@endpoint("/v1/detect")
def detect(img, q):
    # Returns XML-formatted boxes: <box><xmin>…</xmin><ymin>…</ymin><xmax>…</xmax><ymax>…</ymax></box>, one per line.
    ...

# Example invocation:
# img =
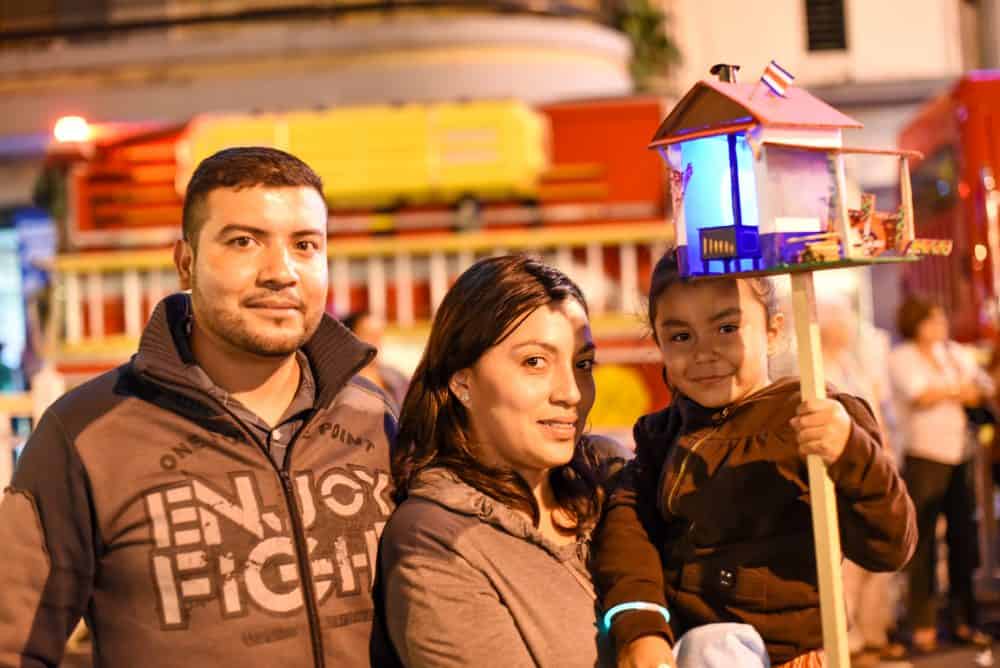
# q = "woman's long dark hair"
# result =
<box><xmin>393</xmin><ymin>254</ymin><xmax>604</xmax><ymax>536</ymax></box>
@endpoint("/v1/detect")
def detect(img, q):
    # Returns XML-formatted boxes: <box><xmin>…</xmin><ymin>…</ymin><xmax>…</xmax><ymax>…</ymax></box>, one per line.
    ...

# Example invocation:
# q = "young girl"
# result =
<box><xmin>593</xmin><ymin>251</ymin><xmax>917</xmax><ymax>668</ymax></box>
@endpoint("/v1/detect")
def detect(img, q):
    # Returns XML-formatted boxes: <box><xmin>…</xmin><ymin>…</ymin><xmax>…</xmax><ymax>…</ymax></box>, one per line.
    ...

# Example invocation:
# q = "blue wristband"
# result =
<box><xmin>601</xmin><ymin>601</ymin><xmax>671</xmax><ymax>634</ymax></box>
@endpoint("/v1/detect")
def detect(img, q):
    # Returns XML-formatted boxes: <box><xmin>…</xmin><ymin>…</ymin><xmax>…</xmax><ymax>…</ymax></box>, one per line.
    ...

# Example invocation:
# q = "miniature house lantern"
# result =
<box><xmin>652</xmin><ymin>64</ymin><xmax>949</xmax><ymax>278</ymax></box>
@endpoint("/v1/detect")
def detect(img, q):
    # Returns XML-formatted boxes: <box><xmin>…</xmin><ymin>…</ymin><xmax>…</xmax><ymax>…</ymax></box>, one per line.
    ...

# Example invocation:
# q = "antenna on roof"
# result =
<box><xmin>709</xmin><ymin>63</ymin><xmax>740</xmax><ymax>83</ymax></box>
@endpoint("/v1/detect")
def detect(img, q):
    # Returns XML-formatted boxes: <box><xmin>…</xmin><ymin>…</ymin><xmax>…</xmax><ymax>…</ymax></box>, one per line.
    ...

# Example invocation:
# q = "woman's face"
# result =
<box><xmin>915</xmin><ymin>307</ymin><xmax>949</xmax><ymax>344</ymax></box>
<box><xmin>452</xmin><ymin>299</ymin><xmax>596</xmax><ymax>487</ymax></box>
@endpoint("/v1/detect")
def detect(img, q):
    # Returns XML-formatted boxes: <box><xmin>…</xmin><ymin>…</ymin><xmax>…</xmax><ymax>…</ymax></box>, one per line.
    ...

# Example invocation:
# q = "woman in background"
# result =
<box><xmin>889</xmin><ymin>295</ymin><xmax>994</xmax><ymax>652</ymax></box>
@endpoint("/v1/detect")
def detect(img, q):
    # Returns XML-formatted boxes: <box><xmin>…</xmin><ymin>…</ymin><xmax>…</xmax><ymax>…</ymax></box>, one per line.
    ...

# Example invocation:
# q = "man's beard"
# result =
<box><xmin>191</xmin><ymin>282</ymin><xmax>317</xmax><ymax>357</ymax></box>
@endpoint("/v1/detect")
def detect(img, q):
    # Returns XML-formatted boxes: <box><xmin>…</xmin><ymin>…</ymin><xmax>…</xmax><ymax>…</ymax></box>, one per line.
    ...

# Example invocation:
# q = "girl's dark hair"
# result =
<box><xmin>896</xmin><ymin>295</ymin><xmax>938</xmax><ymax>341</ymax></box>
<box><xmin>646</xmin><ymin>248</ymin><xmax>779</xmax><ymax>342</ymax></box>
<box><xmin>393</xmin><ymin>254</ymin><xmax>604</xmax><ymax>536</ymax></box>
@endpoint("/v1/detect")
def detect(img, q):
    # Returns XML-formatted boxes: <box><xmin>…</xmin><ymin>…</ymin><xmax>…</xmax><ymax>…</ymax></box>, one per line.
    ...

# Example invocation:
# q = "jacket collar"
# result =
<box><xmin>131</xmin><ymin>292</ymin><xmax>375</xmax><ymax>408</ymax></box>
<box><xmin>645</xmin><ymin>376</ymin><xmax>804</xmax><ymax>441</ymax></box>
<box><xmin>408</xmin><ymin>468</ymin><xmax>588</xmax><ymax>562</ymax></box>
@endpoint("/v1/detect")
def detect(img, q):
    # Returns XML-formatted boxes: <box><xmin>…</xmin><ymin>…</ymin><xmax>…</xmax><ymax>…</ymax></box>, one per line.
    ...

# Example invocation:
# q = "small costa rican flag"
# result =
<box><xmin>760</xmin><ymin>60</ymin><xmax>794</xmax><ymax>97</ymax></box>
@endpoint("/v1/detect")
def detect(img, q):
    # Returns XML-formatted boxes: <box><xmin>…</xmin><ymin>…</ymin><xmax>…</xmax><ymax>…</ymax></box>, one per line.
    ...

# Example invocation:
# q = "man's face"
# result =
<box><xmin>175</xmin><ymin>185</ymin><xmax>328</xmax><ymax>357</ymax></box>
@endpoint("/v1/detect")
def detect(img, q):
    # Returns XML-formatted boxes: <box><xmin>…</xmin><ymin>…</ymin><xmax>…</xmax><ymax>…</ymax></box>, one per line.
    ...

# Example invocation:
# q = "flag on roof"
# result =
<box><xmin>760</xmin><ymin>60</ymin><xmax>794</xmax><ymax>97</ymax></box>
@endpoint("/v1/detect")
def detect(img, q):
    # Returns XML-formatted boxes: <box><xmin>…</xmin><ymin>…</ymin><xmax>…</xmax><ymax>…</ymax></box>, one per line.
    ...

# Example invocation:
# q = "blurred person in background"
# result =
<box><xmin>341</xmin><ymin>310</ymin><xmax>410</xmax><ymax>410</ymax></box>
<box><xmin>818</xmin><ymin>297</ymin><xmax>906</xmax><ymax>664</ymax></box>
<box><xmin>889</xmin><ymin>295</ymin><xmax>994</xmax><ymax>653</ymax></box>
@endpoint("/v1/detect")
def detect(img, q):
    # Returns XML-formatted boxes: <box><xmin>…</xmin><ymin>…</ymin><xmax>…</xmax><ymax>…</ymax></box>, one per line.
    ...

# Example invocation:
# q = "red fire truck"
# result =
<box><xmin>898</xmin><ymin>72</ymin><xmax>1000</xmax><ymax>343</ymax></box>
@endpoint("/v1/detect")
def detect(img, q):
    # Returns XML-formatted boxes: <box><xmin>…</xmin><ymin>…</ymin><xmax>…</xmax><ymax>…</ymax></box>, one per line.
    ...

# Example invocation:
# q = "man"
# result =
<box><xmin>0</xmin><ymin>147</ymin><xmax>398</xmax><ymax>667</ymax></box>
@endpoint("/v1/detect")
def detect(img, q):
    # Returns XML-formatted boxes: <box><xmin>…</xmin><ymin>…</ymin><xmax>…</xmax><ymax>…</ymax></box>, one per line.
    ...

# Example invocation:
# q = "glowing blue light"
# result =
<box><xmin>678</xmin><ymin>133</ymin><xmax>759</xmax><ymax>275</ymax></box>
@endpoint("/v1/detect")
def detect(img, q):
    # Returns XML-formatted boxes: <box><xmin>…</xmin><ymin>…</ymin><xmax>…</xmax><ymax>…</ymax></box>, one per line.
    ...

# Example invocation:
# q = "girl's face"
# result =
<box><xmin>451</xmin><ymin>299</ymin><xmax>597</xmax><ymax>488</ymax></box>
<box><xmin>653</xmin><ymin>279</ymin><xmax>780</xmax><ymax>408</ymax></box>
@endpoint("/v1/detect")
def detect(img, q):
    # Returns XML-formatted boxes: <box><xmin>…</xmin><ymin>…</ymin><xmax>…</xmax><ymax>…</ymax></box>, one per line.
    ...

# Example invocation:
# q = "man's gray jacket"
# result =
<box><xmin>0</xmin><ymin>293</ymin><xmax>398</xmax><ymax>667</ymax></box>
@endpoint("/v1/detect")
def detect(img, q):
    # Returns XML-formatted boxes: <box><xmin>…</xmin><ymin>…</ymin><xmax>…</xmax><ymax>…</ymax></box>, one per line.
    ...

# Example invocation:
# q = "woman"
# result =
<box><xmin>380</xmin><ymin>255</ymin><xmax>615</xmax><ymax>667</ymax></box>
<box><xmin>888</xmin><ymin>296</ymin><xmax>993</xmax><ymax>652</ymax></box>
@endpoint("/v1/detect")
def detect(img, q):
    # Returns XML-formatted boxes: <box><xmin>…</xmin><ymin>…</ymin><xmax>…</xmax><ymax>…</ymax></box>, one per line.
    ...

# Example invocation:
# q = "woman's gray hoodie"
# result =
<box><xmin>380</xmin><ymin>468</ymin><xmax>614</xmax><ymax>667</ymax></box>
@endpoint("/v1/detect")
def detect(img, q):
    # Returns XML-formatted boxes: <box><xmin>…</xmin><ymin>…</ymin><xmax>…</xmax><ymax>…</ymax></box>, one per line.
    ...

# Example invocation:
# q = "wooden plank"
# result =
<box><xmin>790</xmin><ymin>272</ymin><xmax>850</xmax><ymax>668</ymax></box>
<box><xmin>761</xmin><ymin>141</ymin><xmax>923</xmax><ymax>160</ymax></box>
<box><xmin>900</xmin><ymin>157</ymin><xmax>915</xmax><ymax>243</ymax></box>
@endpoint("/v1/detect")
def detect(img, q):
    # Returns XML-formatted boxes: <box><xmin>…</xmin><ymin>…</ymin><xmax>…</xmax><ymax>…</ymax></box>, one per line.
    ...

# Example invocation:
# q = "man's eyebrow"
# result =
<box><xmin>215</xmin><ymin>224</ymin><xmax>269</xmax><ymax>238</ymax></box>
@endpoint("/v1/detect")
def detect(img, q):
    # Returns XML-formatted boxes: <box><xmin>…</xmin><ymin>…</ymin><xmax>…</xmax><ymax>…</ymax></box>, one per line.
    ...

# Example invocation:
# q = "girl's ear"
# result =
<box><xmin>767</xmin><ymin>312</ymin><xmax>786</xmax><ymax>357</ymax></box>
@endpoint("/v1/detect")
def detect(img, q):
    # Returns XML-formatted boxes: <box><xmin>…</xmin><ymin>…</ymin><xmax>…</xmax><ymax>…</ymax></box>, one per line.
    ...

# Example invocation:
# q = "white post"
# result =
<box><xmin>86</xmin><ymin>270</ymin><xmax>104</xmax><ymax>340</ymax></box>
<box><xmin>367</xmin><ymin>257</ymin><xmax>387</xmax><ymax>322</ymax></box>
<box><xmin>332</xmin><ymin>257</ymin><xmax>351</xmax><ymax>317</ymax></box>
<box><xmin>429</xmin><ymin>252</ymin><xmax>448</xmax><ymax>313</ymax></box>
<box><xmin>65</xmin><ymin>272</ymin><xmax>82</xmax><ymax>345</ymax></box>
<box><xmin>147</xmin><ymin>268</ymin><xmax>166</xmax><ymax>320</ymax></box>
<box><xmin>395</xmin><ymin>253</ymin><xmax>415</xmax><ymax>328</ymax></box>
<box><xmin>124</xmin><ymin>268</ymin><xmax>143</xmax><ymax>338</ymax></box>
<box><xmin>586</xmin><ymin>242</ymin><xmax>606</xmax><ymax>315</ymax></box>
<box><xmin>619</xmin><ymin>242</ymin><xmax>639</xmax><ymax>316</ymax></box>
<box><xmin>790</xmin><ymin>271</ymin><xmax>850</xmax><ymax>668</ymax></box>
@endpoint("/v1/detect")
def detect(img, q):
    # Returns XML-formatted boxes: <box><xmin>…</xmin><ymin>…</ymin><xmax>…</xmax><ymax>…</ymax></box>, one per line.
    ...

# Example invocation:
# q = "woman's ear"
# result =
<box><xmin>449</xmin><ymin>370</ymin><xmax>471</xmax><ymax>405</ymax></box>
<box><xmin>767</xmin><ymin>312</ymin><xmax>786</xmax><ymax>357</ymax></box>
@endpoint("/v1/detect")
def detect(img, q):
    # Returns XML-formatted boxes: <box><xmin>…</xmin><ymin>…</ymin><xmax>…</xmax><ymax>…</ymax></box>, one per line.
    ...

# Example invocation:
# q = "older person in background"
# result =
<box><xmin>888</xmin><ymin>295</ymin><xmax>994</xmax><ymax>653</ymax></box>
<box><xmin>818</xmin><ymin>297</ymin><xmax>906</xmax><ymax>664</ymax></box>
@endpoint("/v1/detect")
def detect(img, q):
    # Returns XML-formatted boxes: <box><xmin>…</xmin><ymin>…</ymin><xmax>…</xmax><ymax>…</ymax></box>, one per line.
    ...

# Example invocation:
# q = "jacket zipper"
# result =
<box><xmin>152</xmin><ymin>377</ymin><xmax>329</xmax><ymax>668</ymax></box>
<box><xmin>225</xmin><ymin>406</ymin><xmax>328</xmax><ymax>668</ymax></box>
<box><xmin>665</xmin><ymin>407</ymin><xmax>729</xmax><ymax>515</ymax></box>
<box><xmin>279</xmin><ymin>462</ymin><xmax>326</xmax><ymax>668</ymax></box>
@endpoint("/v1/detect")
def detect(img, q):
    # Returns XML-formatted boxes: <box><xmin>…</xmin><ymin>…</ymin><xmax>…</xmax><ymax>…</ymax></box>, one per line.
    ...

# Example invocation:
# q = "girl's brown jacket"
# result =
<box><xmin>593</xmin><ymin>377</ymin><xmax>917</xmax><ymax>664</ymax></box>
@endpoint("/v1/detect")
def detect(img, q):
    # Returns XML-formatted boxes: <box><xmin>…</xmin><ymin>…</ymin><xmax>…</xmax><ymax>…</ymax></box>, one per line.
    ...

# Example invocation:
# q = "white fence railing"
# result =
<box><xmin>50</xmin><ymin>221</ymin><xmax>672</xmax><ymax>360</ymax></box>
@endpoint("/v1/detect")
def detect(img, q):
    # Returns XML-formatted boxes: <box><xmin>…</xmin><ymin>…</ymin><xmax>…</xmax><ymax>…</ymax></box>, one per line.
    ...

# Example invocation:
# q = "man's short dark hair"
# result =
<box><xmin>182</xmin><ymin>146</ymin><xmax>325</xmax><ymax>249</ymax></box>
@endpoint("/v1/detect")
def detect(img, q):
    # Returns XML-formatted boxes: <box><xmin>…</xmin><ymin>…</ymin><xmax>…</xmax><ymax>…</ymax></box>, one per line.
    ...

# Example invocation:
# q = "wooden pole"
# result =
<box><xmin>790</xmin><ymin>271</ymin><xmax>851</xmax><ymax>668</ymax></box>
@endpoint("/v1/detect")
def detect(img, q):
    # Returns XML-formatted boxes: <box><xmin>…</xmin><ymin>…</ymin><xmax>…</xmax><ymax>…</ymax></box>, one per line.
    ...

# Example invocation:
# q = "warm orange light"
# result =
<box><xmin>976</xmin><ymin>243</ymin><xmax>988</xmax><ymax>262</ymax></box>
<box><xmin>54</xmin><ymin>115</ymin><xmax>92</xmax><ymax>143</ymax></box>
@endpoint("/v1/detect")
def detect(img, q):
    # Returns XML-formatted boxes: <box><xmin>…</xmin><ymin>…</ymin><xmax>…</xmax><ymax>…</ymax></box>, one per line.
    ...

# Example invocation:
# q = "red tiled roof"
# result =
<box><xmin>649</xmin><ymin>79</ymin><xmax>863</xmax><ymax>148</ymax></box>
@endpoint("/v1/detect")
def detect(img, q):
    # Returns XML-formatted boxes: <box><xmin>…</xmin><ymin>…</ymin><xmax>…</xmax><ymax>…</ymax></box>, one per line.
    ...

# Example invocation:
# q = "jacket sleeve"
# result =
<box><xmin>827</xmin><ymin>393</ymin><xmax>918</xmax><ymax>572</ymax></box>
<box><xmin>591</xmin><ymin>417</ymin><xmax>673</xmax><ymax>652</ymax></box>
<box><xmin>381</xmin><ymin>533</ymin><xmax>535</xmax><ymax>667</ymax></box>
<box><xmin>0</xmin><ymin>409</ymin><xmax>96</xmax><ymax>668</ymax></box>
